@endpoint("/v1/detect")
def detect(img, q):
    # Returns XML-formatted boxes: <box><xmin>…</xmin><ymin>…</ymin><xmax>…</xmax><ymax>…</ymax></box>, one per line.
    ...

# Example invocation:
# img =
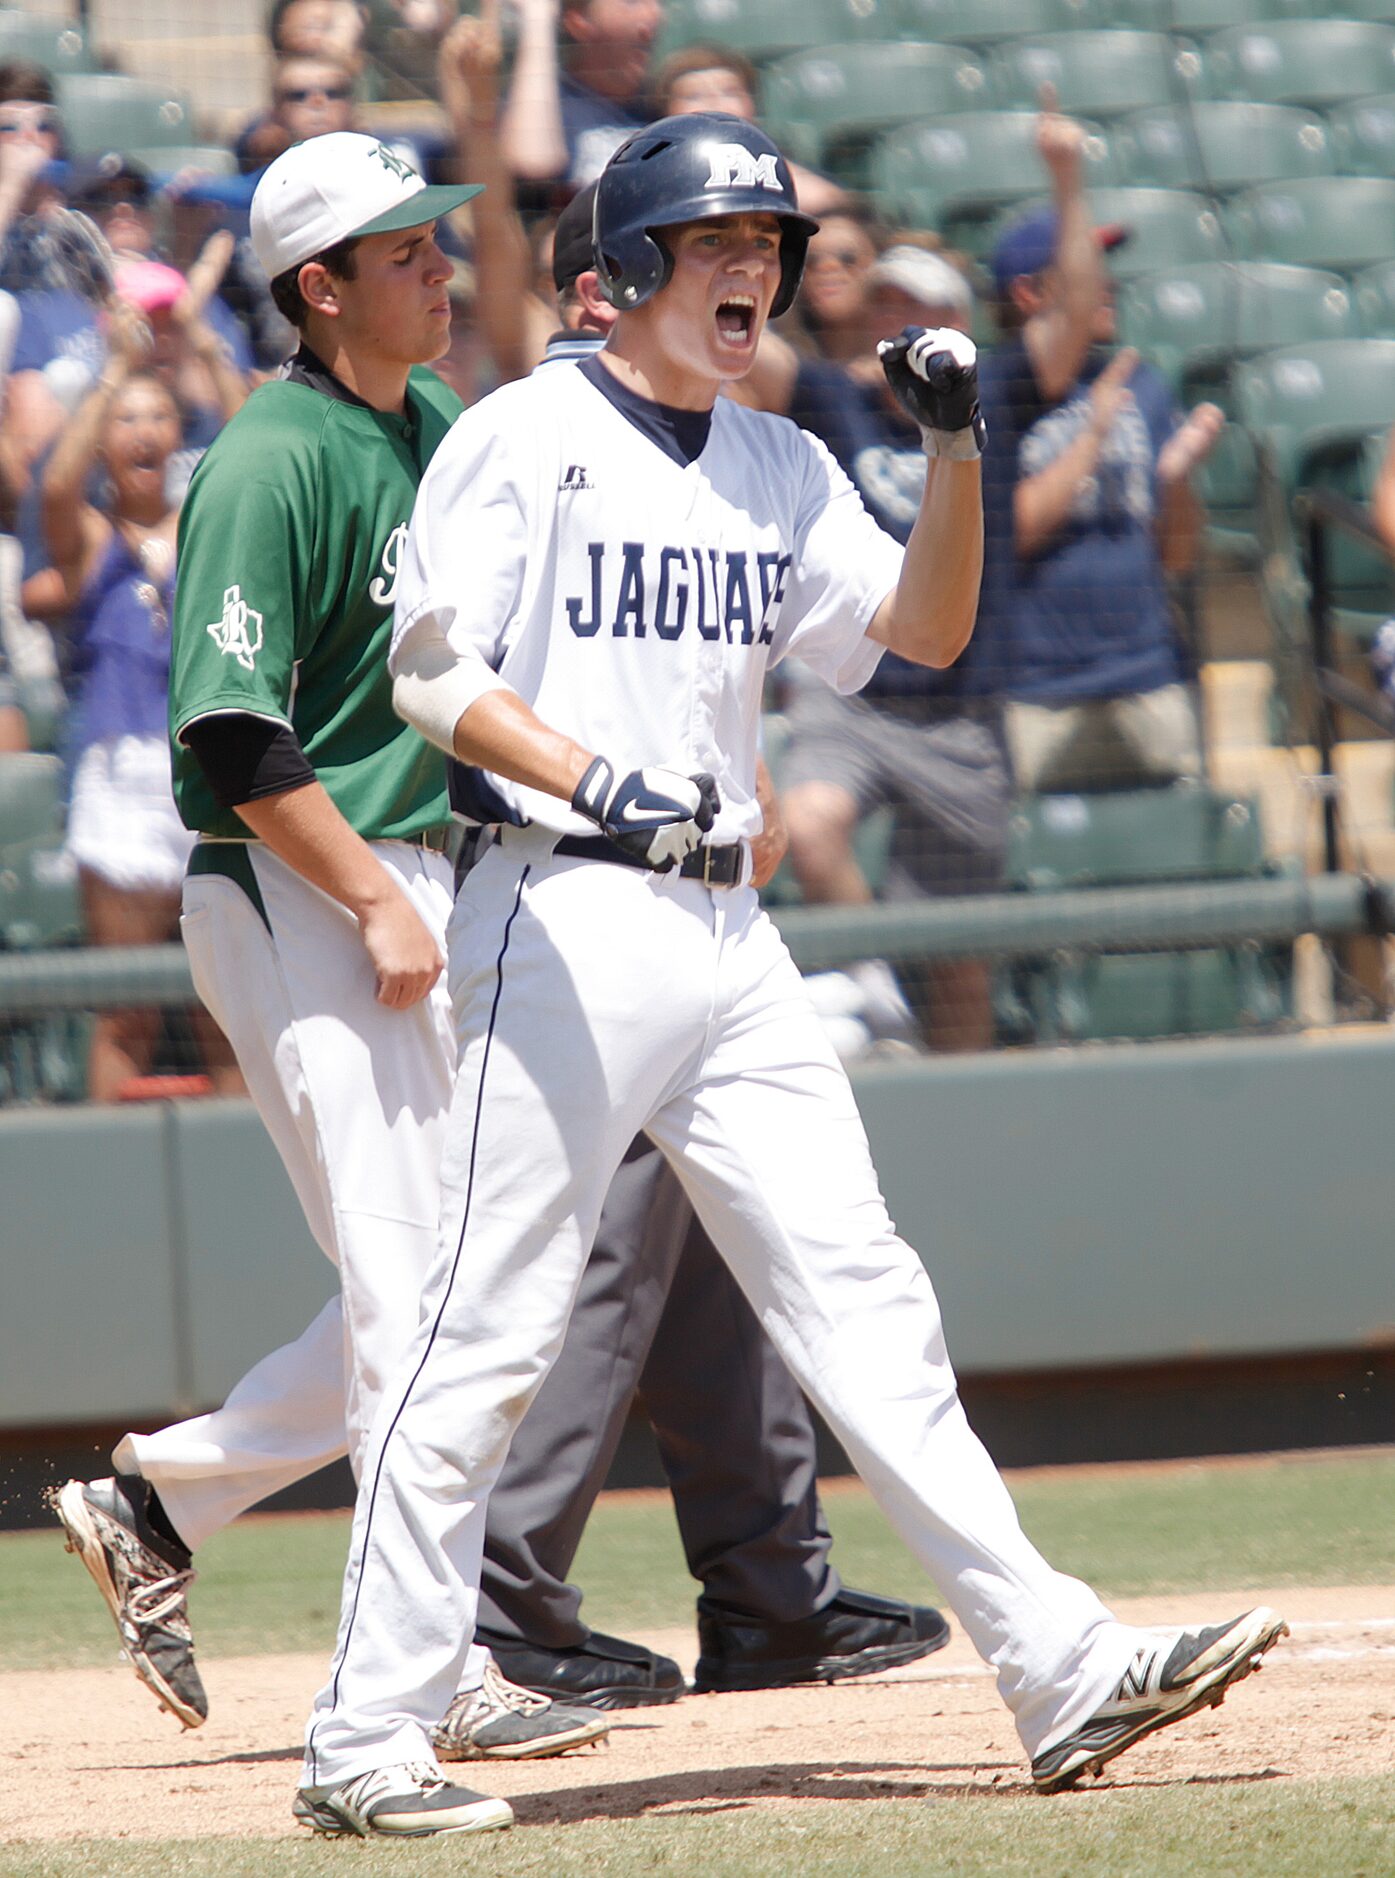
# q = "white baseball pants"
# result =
<box><xmin>304</xmin><ymin>830</ymin><xmax>1136</xmax><ymax>1788</ymax></box>
<box><xmin>120</xmin><ymin>840</ymin><xmax>487</xmax><ymax>1688</ymax></box>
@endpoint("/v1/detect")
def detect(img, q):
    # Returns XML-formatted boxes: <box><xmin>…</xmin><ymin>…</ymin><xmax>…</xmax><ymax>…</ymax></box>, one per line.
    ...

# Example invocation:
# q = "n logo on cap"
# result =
<box><xmin>704</xmin><ymin>144</ymin><xmax>781</xmax><ymax>192</ymax></box>
<box><xmin>372</xmin><ymin>142</ymin><xmax>416</xmax><ymax>182</ymax></box>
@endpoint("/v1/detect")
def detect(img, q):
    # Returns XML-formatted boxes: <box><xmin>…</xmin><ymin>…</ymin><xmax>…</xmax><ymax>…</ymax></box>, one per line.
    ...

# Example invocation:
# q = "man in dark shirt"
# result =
<box><xmin>777</xmin><ymin>244</ymin><xmax>1010</xmax><ymax>1052</ymax></box>
<box><xmin>502</xmin><ymin>0</ymin><xmax>659</xmax><ymax>190</ymax></box>
<box><xmin>982</xmin><ymin>210</ymin><xmax>1223</xmax><ymax>792</ymax></box>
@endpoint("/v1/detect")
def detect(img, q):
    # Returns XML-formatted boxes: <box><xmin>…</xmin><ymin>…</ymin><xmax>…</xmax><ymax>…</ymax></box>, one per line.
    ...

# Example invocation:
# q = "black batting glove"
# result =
<box><xmin>879</xmin><ymin>325</ymin><xmax>986</xmax><ymax>461</ymax></box>
<box><xmin>572</xmin><ymin>756</ymin><xmax>720</xmax><ymax>871</ymax></box>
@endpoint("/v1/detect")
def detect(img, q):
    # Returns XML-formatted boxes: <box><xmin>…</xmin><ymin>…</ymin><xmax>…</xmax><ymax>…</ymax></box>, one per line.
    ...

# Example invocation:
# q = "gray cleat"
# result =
<box><xmin>434</xmin><ymin>1657</ymin><xmax>610</xmax><ymax>1760</ymax></box>
<box><xmin>51</xmin><ymin>1474</ymin><xmax>207</xmax><ymax>1729</ymax></box>
<box><xmin>293</xmin><ymin>1762</ymin><xmax>514</xmax><ymax>1837</ymax></box>
<box><xmin>1032</xmin><ymin>1606</ymin><xmax>1289</xmax><ymax>1794</ymax></box>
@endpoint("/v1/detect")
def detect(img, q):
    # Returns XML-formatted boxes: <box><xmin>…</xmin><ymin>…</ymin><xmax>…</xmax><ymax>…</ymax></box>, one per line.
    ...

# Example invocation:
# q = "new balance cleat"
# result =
<box><xmin>433</xmin><ymin>1657</ymin><xmax>610</xmax><ymax>1760</ymax></box>
<box><xmin>1032</xmin><ymin>1606</ymin><xmax>1289</xmax><ymax>1794</ymax></box>
<box><xmin>51</xmin><ymin>1474</ymin><xmax>207</xmax><ymax>1728</ymax></box>
<box><xmin>293</xmin><ymin>1762</ymin><xmax>514</xmax><ymax>1838</ymax></box>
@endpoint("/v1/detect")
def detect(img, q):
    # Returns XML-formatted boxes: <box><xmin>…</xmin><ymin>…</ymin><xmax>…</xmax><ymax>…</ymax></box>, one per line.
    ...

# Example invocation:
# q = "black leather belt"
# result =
<box><xmin>553</xmin><ymin>833</ymin><xmax>744</xmax><ymax>886</ymax></box>
<box><xmin>415</xmin><ymin>825</ymin><xmax>454</xmax><ymax>854</ymax></box>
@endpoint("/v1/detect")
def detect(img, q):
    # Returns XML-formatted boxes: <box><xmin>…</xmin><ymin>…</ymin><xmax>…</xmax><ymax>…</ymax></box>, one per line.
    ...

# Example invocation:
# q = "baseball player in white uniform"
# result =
<box><xmin>293</xmin><ymin>115</ymin><xmax>1286</xmax><ymax>1839</ymax></box>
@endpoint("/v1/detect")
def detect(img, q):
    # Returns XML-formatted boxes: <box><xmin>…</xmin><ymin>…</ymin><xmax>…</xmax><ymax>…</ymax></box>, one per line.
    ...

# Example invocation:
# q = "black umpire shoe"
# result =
<box><xmin>478</xmin><ymin>1627</ymin><xmax>687</xmax><ymax>1710</ymax></box>
<box><xmin>692</xmin><ymin>1587</ymin><xmax>950</xmax><ymax>1694</ymax></box>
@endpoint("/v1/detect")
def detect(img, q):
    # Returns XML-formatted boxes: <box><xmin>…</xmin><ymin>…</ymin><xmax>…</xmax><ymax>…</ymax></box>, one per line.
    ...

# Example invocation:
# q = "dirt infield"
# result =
<box><xmin>5</xmin><ymin>1585</ymin><xmax>1392</xmax><ymax>1842</ymax></box>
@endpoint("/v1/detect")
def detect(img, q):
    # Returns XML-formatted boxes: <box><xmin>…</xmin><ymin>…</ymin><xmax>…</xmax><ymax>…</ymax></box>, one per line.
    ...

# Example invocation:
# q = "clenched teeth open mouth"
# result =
<box><xmin>716</xmin><ymin>293</ymin><xmax>756</xmax><ymax>343</ymax></box>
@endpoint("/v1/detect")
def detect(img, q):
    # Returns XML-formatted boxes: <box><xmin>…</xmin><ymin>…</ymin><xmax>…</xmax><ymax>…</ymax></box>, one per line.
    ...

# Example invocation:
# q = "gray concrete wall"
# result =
<box><xmin>3</xmin><ymin>1031</ymin><xmax>1394</xmax><ymax>1431</ymax></box>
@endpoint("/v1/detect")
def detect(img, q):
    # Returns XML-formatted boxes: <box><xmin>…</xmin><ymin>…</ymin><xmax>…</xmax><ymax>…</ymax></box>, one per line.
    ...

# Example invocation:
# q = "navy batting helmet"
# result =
<box><xmin>592</xmin><ymin>113</ymin><xmax>818</xmax><ymax>319</ymax></box>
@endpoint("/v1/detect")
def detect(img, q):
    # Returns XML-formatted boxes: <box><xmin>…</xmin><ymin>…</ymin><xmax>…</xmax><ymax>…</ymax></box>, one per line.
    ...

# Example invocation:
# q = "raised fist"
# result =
<box><xmin>878</xmin><ymin>325</ymin><xmax>985</xmax><ymax>461</ymax></box>
<box><xmin>573</xmin><ymin>756</ymin><xmax>720</xmax><ymax>870</ymax></box>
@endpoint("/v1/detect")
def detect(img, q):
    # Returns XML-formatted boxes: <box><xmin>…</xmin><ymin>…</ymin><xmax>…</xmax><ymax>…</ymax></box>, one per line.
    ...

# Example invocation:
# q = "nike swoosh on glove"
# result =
<box><xmin>572</xmin><ymin>756</ymin><xmax>720</xmax><ymax>870</ymax></box>
<box><xmin>878</xmin><ymin>325</ymin><xmax>986</xmax><ymax>461</ymax></box>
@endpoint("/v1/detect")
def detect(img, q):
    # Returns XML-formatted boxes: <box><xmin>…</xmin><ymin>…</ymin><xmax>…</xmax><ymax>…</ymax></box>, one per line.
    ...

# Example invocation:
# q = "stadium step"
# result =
<box><xmin>1210</xmin><ymin>738</ymin><xmax>1395</xmax><ymax>873</ymax></box>
<box><xmin>1199</xmin><ymin>659</ymin><xmax>1273</xmax><ymax>755</ymax></box>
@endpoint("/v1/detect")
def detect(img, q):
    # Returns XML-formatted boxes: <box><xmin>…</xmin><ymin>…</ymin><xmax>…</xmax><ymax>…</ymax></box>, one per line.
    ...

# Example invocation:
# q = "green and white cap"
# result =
<box><xmin>251</xmin><ymin>131</ymin><xmax>482</xmax><ymax>281</ymax></box>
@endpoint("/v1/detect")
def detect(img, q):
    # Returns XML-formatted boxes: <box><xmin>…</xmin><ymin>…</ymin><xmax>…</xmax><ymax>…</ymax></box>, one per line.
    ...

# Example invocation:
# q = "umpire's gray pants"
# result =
<box><xmin>478</xmin><ymin>1135</ymin><xmax>840</xmax><ymax>1646</ymax></box>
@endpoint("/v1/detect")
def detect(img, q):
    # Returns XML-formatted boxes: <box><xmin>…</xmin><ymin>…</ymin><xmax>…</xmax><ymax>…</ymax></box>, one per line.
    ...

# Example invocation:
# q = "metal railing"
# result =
<box><xmin>0</xmin><ymin>870</ymin><xmax>1391</xmax><ymax>1016</ymax></box>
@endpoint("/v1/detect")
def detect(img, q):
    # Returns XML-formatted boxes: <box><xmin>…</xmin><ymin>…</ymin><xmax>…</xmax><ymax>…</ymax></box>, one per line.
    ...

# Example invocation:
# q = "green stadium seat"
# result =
<box><xmin>56</xmin><ymin>74</ymin><xmax>195</xmax><ymax>158</ymax></box>
<box><xmin>14</xmin><ymin>677</ymin><xmax>64</xmax><ymax>757</ymax></box>
<box><xmin>0</xmin><ymin>1008</ymin><xmax>90</xmax><ymax>1105</ymax></box>
<box><xmin>1116</xmin><ymin>261</ymin><xmax>1354</xmax><ymax>392</ymax></box>
<box><xmin>1008</xmin><ymin>185</ymin><xmax>1227</xmax><ymax>276</ymax></box>
<box><xmin>0</xmin><ymin>754</ymin><xmax>64</xmax><ymax>848</ymax></box>
<box><xmin>654</xmin><ymin>0</ymin><xmax>895</xmax><ymax>65</ymax></box>
<box><xmin>1110</xmin><ymin>0</ymin><xmax>1277</xmax><ymax>33</ymax></box>
<box><xmin>1237</xmin><ymin>338</ymin><xmax>1395</xmax><ymax>644</ymax></box>
<box><xmin>1114</xmin><ymin>101</ymin><xmax>1333</xmax><ymax>196</ymax></box>
<box><xmin>1117</xmin><ymin>261</ymin><xmax>1354</xmax><ymax>561</ymax></box>
<box><xmin>0</xmin><ymin>834</ymin><xmax>82</xmax><ymax>950</ymax></box>
<box><xmin>893</xmin><ymin>0</ymin><xmax>1101</xmax><ymax>49</ymax></box>
<box><xmin>1203</xmin><ymin>20</ymin><xmax>1395</xmax><ymax>111</ymax></box>
<box><xmin>996</xmin><ymin>787</ymin><xmax>1291</xmax><ymax>1043</ymax></box>
<box><xmin>1351</xmin><ymin>259</ymin><xmax>1395</xmax><ymax>337</ymax></box>
<box><xmin>987</xmin><ymin>30</ymin><xmax>1200</xmax><ymax>121</ymax></box>
<box><xmin>0</xmin><ymin>9</ymin><xmax>95</xmax><ymax>74</ymax></box>
<box><xmin>1007</xmin><ymin>785</ymin><xmax>1268</xmax><ymax>886</ymax></box>
<box><xmin>1328</xmin><ymin>92</ymin><xmax>1395</xmax><ymax>178</ymax></box>
<box><xmin>126</xmin><ymin>144</ymin><xmax>238</xmax><ymax>181</ymax></box>
<box><xmin>869</xmin><ymin>111</ymin><xmax>1119</xmax><ymax>251</ymax></box>
<box><xmin>999</xmin><ymin>947</ymin><xmax>1290</xmax><ymax>1043</ymax></box>
<box><xmin>761</xmin><ymin>42</ymin><xmax>988</xmax><ymax>179</ymax></box>
<box><xmin>1226</xmin><ymin>178</ymin><xmax>1395</xmax><ymax>276</ymax></box>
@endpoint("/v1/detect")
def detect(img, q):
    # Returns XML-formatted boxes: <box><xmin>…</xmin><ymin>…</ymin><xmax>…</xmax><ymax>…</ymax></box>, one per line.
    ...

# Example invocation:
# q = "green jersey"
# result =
<box><xmin>170</xmin><ymin>362</ymin><xmax>462</xmax><ymax>841</ymax></box>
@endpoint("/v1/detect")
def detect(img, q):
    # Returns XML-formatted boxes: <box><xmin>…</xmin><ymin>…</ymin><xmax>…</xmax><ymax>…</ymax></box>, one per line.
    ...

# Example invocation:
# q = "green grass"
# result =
<box><xmin>4</xmin><ymin>1449</ymin><xmax>1391</xmax><ymax>1676</ymax></box>
<box><xmin>3</xmin><ymin>1779</ymin><xmax>1394</xmax><ymax>1877</ymax></box>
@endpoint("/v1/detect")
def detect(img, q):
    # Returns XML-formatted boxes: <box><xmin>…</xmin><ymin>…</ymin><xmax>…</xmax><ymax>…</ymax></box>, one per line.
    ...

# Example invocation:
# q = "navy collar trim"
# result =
<box><xmin>580</xmin><ymin>353</ymin><xmax>712</xmax><ymax>467</ymax></box>
<box><xmin>284</xmin><ymin>343</ymin><xmax>375</xmax><ymax>409</ymax></box>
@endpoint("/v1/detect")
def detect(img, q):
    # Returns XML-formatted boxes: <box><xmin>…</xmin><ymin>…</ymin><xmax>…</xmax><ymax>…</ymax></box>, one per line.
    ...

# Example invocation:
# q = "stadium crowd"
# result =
<box><xmin>4</xmin><ymin>0</ymin><xmax>1382</xmax><ymax>1098</ymax></box>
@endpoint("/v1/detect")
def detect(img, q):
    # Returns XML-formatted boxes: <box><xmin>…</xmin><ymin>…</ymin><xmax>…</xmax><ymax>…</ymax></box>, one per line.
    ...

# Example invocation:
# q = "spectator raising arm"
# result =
<box><xmin>171</xmin><ymin>230</ymin><xmax>249</xmax><ymax>425</ymax></box>
<box><xmin>37</xmin><ymin>299</ymin><xmax>153</xmax><ymax>609</ymax></box>
<box><xmin>1023</xmin><ymin>86</ymin><xmax>1103</xmax><ymax>403</ymax></box>
<box><xmin>440</xmin><ymin>5</ymin><xmax>541</xmax><ymax>384</ymax></box>
<box><xmin>0</xmin><ymin>129</ymin><xmax>49</xmax><ymax>262</ymax></box>
<box><xmin>501</xmin><ymin>0</ymin><xmax>568</xmax><ymax>183</ymax></box>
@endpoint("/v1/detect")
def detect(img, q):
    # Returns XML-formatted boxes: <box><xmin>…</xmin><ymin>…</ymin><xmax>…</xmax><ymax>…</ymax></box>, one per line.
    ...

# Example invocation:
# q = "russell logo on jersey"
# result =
<box><xmin>564</xmin><ymin>541</ymin><xmax>791</xmax><ymax>643</ymax></box>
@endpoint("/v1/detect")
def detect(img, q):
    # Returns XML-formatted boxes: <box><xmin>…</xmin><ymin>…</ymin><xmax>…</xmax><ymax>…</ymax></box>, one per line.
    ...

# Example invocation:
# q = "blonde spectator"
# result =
<box><xmin>33</xmin><ymin>300</ymin><xmax>239</xmax><ymax>1099</ymax></box>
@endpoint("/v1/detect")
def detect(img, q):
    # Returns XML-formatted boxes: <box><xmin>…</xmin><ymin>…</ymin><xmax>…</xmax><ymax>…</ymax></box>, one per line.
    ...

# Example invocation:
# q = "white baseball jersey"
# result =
<box><xmin>389</xmin><ymin>361</ymin><xmax>904</xmax><ymax>843</ymax></box>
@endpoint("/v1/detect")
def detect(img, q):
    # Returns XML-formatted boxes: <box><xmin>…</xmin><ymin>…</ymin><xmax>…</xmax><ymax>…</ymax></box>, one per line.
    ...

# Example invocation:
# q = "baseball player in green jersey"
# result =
<box><xmin>52</xmin><ymin>131</ymin><xmax>607</xmax><ymax>1800</ymax></box>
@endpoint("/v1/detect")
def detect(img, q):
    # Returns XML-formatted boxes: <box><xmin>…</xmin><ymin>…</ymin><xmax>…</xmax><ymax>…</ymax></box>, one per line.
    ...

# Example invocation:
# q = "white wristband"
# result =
<box><xmin>923</xmin><ymin>415</ymin><xmax>985</xmax><ymax>461</ymax></box>
<box><xmin>391</xmin><ymin>617</ymin><xmax>511</xmax><ymax>755</ymax></box>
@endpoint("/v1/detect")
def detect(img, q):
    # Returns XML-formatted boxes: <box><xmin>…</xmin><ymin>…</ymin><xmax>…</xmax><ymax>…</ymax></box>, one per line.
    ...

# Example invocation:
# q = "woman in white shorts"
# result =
<box><xmin>38</xmin><ymin>298</ymin><xmax>238</xmax><ymax>1098</ymax></box>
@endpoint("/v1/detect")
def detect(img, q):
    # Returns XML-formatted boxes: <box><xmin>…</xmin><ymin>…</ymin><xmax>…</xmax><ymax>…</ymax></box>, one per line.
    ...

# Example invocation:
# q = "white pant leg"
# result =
<box><xmin>303</xmin><ymin>844</ymin><xmax>712</xmax><ymax>1785</ymax></box>
<box><xmin>645</xmin><ymin>890</ymin><xmax>1131</xmax><ymax>1760</ymax></box>
<box><xmin>116</xmin><ymin>1297</ymin><xmax>348</xmax><ymax>1550</ymax></box>
<box><xmin>175</xmin><ymin>844</ymin><xmax>456</xmax><ymax>1468</ymax></box>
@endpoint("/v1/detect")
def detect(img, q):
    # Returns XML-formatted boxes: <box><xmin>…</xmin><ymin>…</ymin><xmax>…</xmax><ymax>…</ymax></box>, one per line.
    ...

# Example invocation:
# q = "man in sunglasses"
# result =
<box><xmin>236</xmin><ymin>53</ymin><xmax>357</xmax><ymax>175</ymax></box>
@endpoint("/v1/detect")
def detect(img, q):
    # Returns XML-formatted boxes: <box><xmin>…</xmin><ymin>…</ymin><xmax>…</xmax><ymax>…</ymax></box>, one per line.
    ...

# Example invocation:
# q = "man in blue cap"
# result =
<box><xmin>980</xmin><ymin>183</ymin><xmax>1224</xmax><ymax>794</ymax></box>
